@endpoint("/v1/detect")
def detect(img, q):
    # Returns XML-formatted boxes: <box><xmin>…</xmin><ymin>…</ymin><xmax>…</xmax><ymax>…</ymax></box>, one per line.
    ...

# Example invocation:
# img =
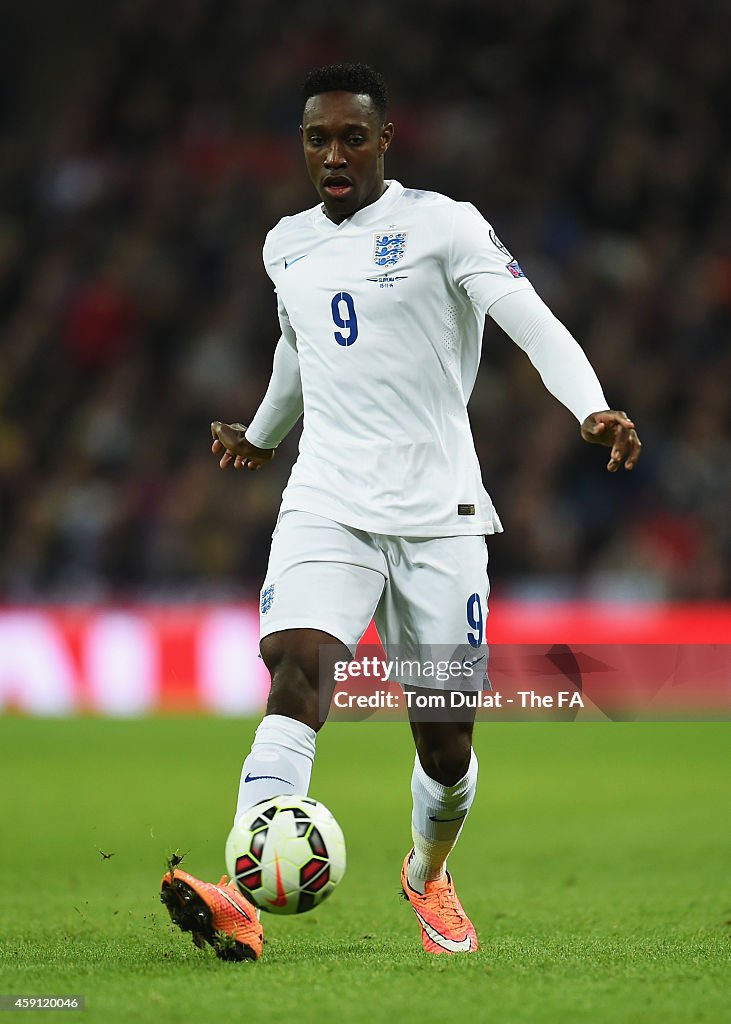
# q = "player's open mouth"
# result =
<box><xmin>323</xmin><ymin>177</ymin><xmax>353</xmax><ymax>198</ymax></box>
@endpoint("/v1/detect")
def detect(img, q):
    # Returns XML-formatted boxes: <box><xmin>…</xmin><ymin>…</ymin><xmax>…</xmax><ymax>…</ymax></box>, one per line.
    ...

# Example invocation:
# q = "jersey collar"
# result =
<box><xmin>312</xmin><ymin>179</ymin><xmax>404</xmax><ymax>233</ymax></box>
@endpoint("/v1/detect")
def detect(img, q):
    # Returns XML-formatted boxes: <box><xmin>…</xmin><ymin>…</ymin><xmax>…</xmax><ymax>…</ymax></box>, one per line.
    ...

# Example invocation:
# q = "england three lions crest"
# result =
<box><xmin>373</xmin><ymin>231</ymin><xmax>408</xmax><ymax>267</ymax></box>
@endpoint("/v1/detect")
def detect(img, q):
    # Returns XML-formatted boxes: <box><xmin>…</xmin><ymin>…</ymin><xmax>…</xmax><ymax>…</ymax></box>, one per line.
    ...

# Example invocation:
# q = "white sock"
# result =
<box><xmin>234</xmin><ymin>714</ymin><xmax>316</xmax><ymax>823</ymax></box>
<box><xmin>408</xmin><ymin>748</ymin><xmax>478</xmax><ymax>893</ymax></box>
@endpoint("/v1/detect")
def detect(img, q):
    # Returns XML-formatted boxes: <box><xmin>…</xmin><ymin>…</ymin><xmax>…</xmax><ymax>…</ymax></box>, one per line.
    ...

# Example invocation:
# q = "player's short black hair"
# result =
<box><xmin>302</xmin><ymin>63</ymin><xmax>388</xmax><ymax>123</ymax></box>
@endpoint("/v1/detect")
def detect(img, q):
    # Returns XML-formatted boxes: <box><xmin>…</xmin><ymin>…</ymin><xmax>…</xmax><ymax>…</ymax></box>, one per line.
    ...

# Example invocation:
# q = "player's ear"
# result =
<box><xmin>379</xmin><ymin>122</ymin><xmax>394</xmax><ymax>155</ymax></box>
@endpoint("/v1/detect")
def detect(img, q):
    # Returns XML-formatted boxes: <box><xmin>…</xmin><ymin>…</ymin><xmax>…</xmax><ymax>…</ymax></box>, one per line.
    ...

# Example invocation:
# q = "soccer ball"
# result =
<box><xmin>225</xmin><ymin>795</ymin><xmax>346</xmax><ymax>915</ymax></box>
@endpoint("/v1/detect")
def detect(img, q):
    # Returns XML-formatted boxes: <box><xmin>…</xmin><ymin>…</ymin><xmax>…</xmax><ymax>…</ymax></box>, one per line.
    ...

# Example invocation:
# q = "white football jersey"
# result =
<box><xmin>262</xmin><ymin>179</ymin><xmax>533</xmax><ymax>537</ymax></box>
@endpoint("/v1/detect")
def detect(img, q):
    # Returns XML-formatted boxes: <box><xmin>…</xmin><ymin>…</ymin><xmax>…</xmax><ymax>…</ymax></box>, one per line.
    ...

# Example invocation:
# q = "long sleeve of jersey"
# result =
<box><xmin>488</xmin><ymin>288</ymin><xmax>608</xmax><ymax>423</ymax></box>
<box><xmin>245</xmin><ymin>304</ymin><xmax>304</xmax><ymax>448</ymax></box>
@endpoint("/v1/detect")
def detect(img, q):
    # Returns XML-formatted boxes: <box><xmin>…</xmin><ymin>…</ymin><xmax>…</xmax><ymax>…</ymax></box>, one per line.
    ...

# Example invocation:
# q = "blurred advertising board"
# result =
<box><xmin>0</xmin><ymin>603</ymin><xmax>729</xmax><ymax>716</ymax></box>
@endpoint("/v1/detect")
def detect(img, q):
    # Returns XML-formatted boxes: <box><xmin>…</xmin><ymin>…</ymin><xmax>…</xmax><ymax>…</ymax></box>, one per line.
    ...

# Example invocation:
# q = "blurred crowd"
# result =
<box><xmin>0</xmin><ymin>0</ymin><xmax>729</xmax><ymax>602</ymax></box>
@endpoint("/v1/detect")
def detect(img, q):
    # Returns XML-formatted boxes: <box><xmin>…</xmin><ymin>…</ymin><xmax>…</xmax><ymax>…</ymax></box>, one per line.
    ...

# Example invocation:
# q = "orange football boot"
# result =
<box><xmin>401</xmin><ymin>850</ymin><xmax>478</xmax><ymax>954</ymax></box>
<box><xmin>160</xmin><ymin>868</ymin><xmax>263</xmax><ymax>961</ymax></box>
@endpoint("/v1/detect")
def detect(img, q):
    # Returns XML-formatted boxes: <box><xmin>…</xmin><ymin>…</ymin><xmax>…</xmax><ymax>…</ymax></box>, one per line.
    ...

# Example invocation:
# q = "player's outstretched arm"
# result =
<box><xmin>489</xmin><ymin>290</ymin><xmax>642</xmax><ymax>472</ymax></box>
<box><xmin>580</xmin><ymin>410</ymin><xmax>642</xmax><ymax>472</ymax></box>
<box><xmin>211</xmin><ymin>422</ymin><xmax>276</xmax><ymax>471</ymax></box>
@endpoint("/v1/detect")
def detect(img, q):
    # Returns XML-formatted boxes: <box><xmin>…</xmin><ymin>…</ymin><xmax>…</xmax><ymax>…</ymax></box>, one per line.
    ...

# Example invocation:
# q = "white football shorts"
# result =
<box><xmin>258</xmin><ymin>510</ymin><xmax>490</xmax><ymax>691</ymax></box>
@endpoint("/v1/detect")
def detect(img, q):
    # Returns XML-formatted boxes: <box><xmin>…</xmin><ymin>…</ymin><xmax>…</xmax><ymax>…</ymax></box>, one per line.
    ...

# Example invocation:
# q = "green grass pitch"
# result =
<box><xmin>1</xmin><ymin>718</ymin><xmax>729</xmax><ymax>1024</ymax></box>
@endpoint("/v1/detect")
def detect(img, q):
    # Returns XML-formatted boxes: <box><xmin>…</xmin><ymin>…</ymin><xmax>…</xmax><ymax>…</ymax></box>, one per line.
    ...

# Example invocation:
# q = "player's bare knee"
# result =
<box><xmin>417</xmin><ymin>737</ymin><xmax>472</xmax><ymax>786</ymax></box>
<box><xmin>260</xmin><ymin>636</ymin><xmax>317</xmax><ymax>723</ymax></box>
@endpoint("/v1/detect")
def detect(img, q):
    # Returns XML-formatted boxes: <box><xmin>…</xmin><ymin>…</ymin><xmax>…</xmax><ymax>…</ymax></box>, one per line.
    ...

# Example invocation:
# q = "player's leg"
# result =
<box><xmin>399</xmin><ymin>700</ymin><xmax>479</xmax><ymax>953</ymax></box>
<box><xmin>377</xmin><ymin>532</ymin><xmax>488</xmax><ymax>953</ymax></box>
<box><xmin>407</xmin><ymin>701</ymin><xmax>478</xmax><ymax>892</ymax></box>
<box><xmin>378</xmin><ymin>531</ymin><xmax>487</xmax><ymax>886</ymax></box>
<box><xmin>162</xmin><ymin>665</ymin><xmax>322</xmax><ymax>963</ymax></box>
<box><xmin>233</xmin><ymin>626</ymin><xmax>348</xmax><ymax>816</ymax></box>
<box><xmin>233</xmin><ymin>511</ymin><xmax>386</xmax><ymax>820</ymax></box>
<box><xmin>162</xmin><ymin>512</ymin><xmax>385</xmax><ymax>959</ymax></box>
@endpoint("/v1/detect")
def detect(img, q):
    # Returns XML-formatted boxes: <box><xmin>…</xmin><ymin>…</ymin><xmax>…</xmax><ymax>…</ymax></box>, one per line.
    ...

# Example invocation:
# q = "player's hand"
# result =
<box><xmin>210</xmin><ymin>421</ymin><xmax>276</xmax><ymax>471</ymax></box>
<box><xmin>580</xmin><ymin>410</ymin><xmax>642</xmax><ymax>472</ymax></box>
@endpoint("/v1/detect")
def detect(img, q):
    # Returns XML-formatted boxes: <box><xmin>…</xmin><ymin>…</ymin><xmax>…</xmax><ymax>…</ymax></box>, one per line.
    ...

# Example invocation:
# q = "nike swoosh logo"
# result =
<box><xmin>461</xmin><ymin>654</ymin><xmax>485</xmax><ymax>670</ymax></box>
<box><xmin>216</xmin><ymin>886</ymin><xmax>252</xmax><ymax>921</ymax></box>
<box><xmin>428</xmin><ymin>814</ymin><xmax>467</xmax><ymax>823</ymax></box>
<box><xmin>414</xmin><ymin>910</ymin><xmax>473</xmax><ymax>953</ymax></box>
<box><xmin>267</xmin><ymin>854</ymin><xmax>288</xmax><ymax>907</ymax></box>
<box><xmin>244</xmin><ymin>773</ymin><xmax>293</xmax><ymax>785</ymax></box>
<box><xmin>284</xmin><ymin>254</ymin><xmax>308</xmax><ymax>269</ymax></box>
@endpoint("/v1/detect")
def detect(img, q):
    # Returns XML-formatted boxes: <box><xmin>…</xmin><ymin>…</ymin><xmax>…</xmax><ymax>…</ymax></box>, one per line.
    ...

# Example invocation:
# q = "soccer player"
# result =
<box><xmin>161</xmin><ymin>63</ymin><xmax>641</xmax><ymax>960</ymax></box>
